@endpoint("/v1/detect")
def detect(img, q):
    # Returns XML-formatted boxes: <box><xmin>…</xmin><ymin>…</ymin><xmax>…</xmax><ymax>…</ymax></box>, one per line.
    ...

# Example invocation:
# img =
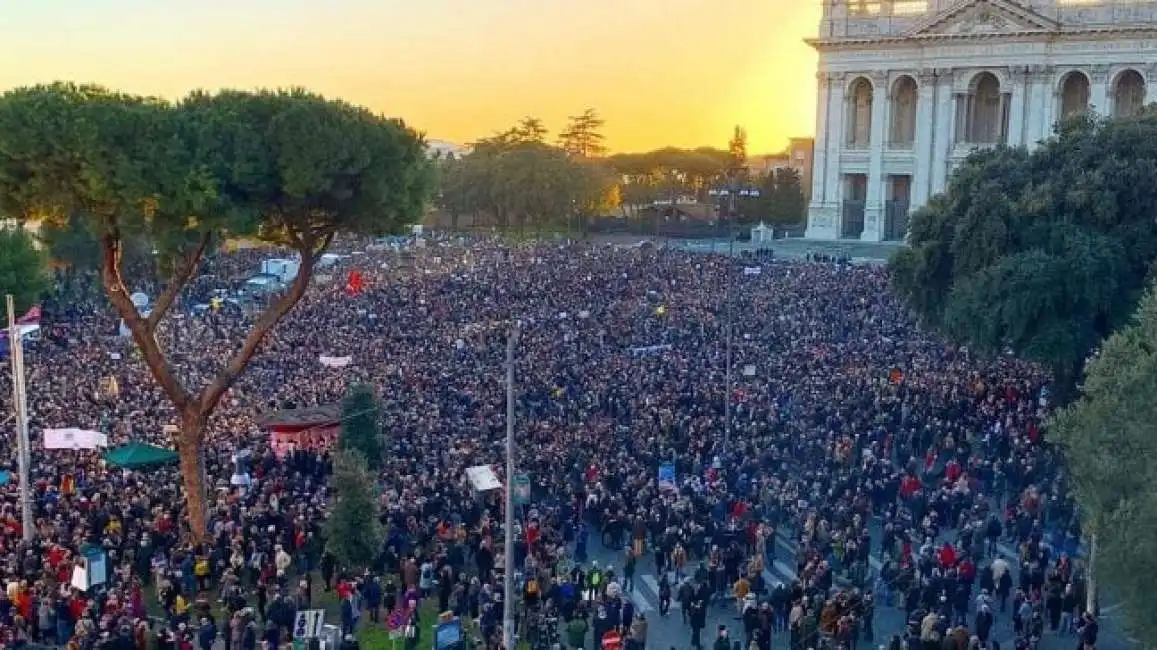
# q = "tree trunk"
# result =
<box><xmin>179</xmin><ymin>410</ymin><xmax>210</xmax><ymax>542</ymax></box>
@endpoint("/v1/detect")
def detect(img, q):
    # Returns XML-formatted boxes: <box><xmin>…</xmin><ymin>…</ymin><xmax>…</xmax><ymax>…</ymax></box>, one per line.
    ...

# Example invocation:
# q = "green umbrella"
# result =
<box><xmin>103</xmin><ymin>442</ymin><xmax>179</xmax><ymax>469</ymax></box>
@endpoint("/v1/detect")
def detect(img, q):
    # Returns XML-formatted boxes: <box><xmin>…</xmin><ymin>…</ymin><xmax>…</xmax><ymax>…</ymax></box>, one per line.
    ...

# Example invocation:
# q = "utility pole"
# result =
<box><xmin>724</xmin><ymin>188</ymin><xmax>736</xmax><ymax>450</ymax></box>
<box><xmin>6</xmin><ymin>295</ymin><xmax>34</xmax><ymax>542</ymax></box>
<box><xmin>502</xmin><ymin>322</ymin><xmax>519</xmax><ymax>650</ymax></box>
<box><xmin>708</xmin><ymin>179</ymin><xmax>759</xmax><ymax>453</ymax></box>
<box><xmin>1086</xmin><ymin>529</ymin><xmax>1098</xmax><ymax>615</ymax></box>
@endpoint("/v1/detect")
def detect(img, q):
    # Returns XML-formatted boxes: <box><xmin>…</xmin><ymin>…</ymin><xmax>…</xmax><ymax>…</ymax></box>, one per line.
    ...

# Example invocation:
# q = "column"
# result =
<box><xmin>861</xmin><ymin>72</ymin><xmax>889</xmax><ymax>242</ymax></box>
<box><xmin>1091</xmin><ymin>64</ymin><xmax>1111</xmax><ymax>116</ymax></box>
<box><xmin>1006</xmin><ymin>66</ymin><xmax>1028</xmax><ymax>147</ymax></box>
<box><xmin>809</xmin><ymin>73</ymin><xmax>831</xmax><ymax>205</ymax></box>
<box><xmin>911</xmin><ymin>70</ymin><xmax>938</xmax><ymax>210</ymax></box>
<box><xmin>1025</xmin><ymin>65</ymin><xmax>1047</xmax><ymax>147</ymax></box>
<box><xmin>1042</xmin><ymin>67</ymin><xmax>1059</xmax><ymax>142</ymax></box>
<box><xmin>807</xmin><ymin>73</ymin><xmax>845</xmax><ymax>239</ymax></box>
<box><xmin>930</xmin><ymin>69</ymin><xmax>956</xmax><ymax>199</ymax></box>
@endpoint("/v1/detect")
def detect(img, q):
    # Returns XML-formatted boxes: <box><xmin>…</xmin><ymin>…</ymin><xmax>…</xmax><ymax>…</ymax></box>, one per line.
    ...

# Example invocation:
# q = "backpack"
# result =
<box><xmin>526</xmin><ymin>579</ymin><xmax>539</xmax><ymax>595</ymax></box>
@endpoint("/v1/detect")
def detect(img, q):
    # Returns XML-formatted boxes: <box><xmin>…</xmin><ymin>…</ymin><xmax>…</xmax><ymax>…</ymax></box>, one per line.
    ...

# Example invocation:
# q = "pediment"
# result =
<box><xmin>908</xmin><ymin>0</ymin><xmax>1059</xmax><ymax>36</ymax></box>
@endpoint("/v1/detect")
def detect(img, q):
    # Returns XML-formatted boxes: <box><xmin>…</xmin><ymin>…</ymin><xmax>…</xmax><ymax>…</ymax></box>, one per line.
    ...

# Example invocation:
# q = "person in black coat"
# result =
<box><xmin>364</xmin><ymin>576</ymin><xmax>383</xmax><ymax>623</ymax></box>
<box><xmin>197</xmin><ymin>618</ymin><xmax>218</xmax><ymax>650</ymax></box>
<box><xmin>974</xmin><ymin>605</ymin><xmax>994</xmax><ymax>644</ymax></box>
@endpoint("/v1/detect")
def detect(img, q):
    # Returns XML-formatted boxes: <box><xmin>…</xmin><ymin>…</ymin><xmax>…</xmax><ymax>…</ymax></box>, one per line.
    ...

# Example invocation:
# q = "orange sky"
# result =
<box><xmin>0</xmin><ymin>0</ymin><xmax>821</xmax><ymax>153</ymax></box>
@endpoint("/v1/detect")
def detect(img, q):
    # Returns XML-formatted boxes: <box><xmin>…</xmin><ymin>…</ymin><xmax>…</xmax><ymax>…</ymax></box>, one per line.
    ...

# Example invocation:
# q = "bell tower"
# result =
<box><xmin>819</xmin><ymin>0</ymin><xmax>850</xmax><ymax>39</ymax></box>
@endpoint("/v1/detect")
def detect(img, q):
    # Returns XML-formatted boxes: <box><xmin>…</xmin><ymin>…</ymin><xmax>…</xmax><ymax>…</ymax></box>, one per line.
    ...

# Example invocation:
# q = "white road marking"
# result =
<box><xmin>630</xmin><ymin>587</ymin><xmax>655</xmax><ymax>612</ymax></box>
<box><xmin>773</xmin><ymin>560</ymin><xmax>798</xmax><ymax>582</ymax></box>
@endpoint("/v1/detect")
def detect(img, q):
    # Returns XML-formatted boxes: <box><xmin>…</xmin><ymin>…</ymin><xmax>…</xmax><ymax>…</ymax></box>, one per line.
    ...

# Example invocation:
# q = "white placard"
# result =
<box><xmin>465</xmin><ymin>465</ymin><xmax>501</xmax><ymax>492</ymax></box>
<box><xmin>70</xmin><ymin>566</ymin><xmax>88</xmax><ymax>591</ymax></box>
<box><xmin>44</xmin><ymin>429</ymin><xmax>108</xmax><ymax>450</ymax></box>
<box><xmin>293</xmin><ymin>609</ymin><xmax>325</xmax><ymax>639</ymax></box>
<box><xmin>319</xmin><ymin>356</ymin><xmax>353</xmax><ymax>368</ymax></box>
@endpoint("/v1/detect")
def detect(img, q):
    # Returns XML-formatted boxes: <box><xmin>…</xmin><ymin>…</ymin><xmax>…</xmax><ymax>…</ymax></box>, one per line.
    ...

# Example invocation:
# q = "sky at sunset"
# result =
<box><xmin>0</xmin><ymin>0</ymin><xmax>822</xmax><ymax>153</ymax></box>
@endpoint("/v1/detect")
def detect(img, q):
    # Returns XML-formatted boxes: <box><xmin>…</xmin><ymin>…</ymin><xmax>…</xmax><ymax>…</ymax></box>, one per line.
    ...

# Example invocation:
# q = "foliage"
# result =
<box><xmin>890</xmin><ymin>110</ymin><xmax>1157</xmax><ymax>395</ymax></box>
<box><xmin>324</xmin><ymin>450</ymin><xmax>385</xmax><ymax>572</ymax></box>
<box><xmin>38</xmin><ymin>212</ymin><xmax>163</xmax><ymax>277</ymax></box>
<box><xmin>739</xmin><ymin>167</ymin><xmax>807</xmax><ymax>226</ymax></box>
<box><xmin>510</xmin><ymin>117</ymin><xmax>548</xmax><ymax>145</ymax></box>
<box><xmin>0</xmin><ymin>227</ymin><xmax>49</xmax><ymax>313</ymax></box>
<box><xmin>558</xmin><ymin>109</ymin><xmax>607</xmax><ymax>158</ymax></box>
<box><xmin>0</xmin><ymin>82</ymin><xmax>433</xmax><ymax>539</ymax></box>
<box><xmin>436</xmin><ymin>115</ymin><xmax>619</xmax><ymax>231</ymax></box>
<box><xmin>340</xmin><ymin>383</ymin><xmax>383</xmax><ymax>470</ymax></box>
<box><xmin>727</xmin><ymin>125</ymin><xmax>748</xmax><ymax>177</ymax></box>
<box><xmin>1050</xmin><ymin>283</ymin><xmax>1157</xmax><ymax>644</ymax></box>
<box><xmin>606</xmin><ymin>147</ymin><xmax>735</xmax><ymax>217</ymax></box>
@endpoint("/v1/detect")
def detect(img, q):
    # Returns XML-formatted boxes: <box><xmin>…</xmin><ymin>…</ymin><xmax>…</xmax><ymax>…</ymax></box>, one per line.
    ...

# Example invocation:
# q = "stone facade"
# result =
<box><xmin>805</xmin><ymin>0</ymin><xmax>1157</xmax><ymax>242</ymax></box>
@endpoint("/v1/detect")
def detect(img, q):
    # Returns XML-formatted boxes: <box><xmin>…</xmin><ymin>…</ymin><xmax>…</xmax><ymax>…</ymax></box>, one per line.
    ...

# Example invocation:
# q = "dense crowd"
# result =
<box><xmin>0</xmin><ymin>236</ymin><xmax>1101</xmax><ymax>650</ymax></box>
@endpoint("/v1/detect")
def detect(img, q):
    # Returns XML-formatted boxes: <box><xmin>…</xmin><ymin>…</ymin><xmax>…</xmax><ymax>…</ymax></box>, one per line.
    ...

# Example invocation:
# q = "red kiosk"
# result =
<box><xmin>258</xmin><ymin>404</ymin><xmax>341</xmax><ymax>459</ymax></box>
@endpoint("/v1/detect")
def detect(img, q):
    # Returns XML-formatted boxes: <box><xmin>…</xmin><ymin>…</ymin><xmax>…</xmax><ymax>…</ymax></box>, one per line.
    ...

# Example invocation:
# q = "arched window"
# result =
<box><xmin>1060</xmin><ymin>71</ymin><xmax>1090</xmax><ymax>118</ymax></box>
<box><xmin>890</xmin><ymin>76</ymin><xmax>918</xmax><ymax>148</ymax></box>
<box><xmin>1113</xmin><ymin>70</ymin><xmax>1147</xmax><ymax>118</ymax></box>
<box><xmin>846</xmin><ymin>77</ymin><xmax>874</xmax><ymax>148</ymax></box>
<box><xmin>968</xmin><ymin>73</ymin><xmax>1003</xmax><ymax>144</ymax></box>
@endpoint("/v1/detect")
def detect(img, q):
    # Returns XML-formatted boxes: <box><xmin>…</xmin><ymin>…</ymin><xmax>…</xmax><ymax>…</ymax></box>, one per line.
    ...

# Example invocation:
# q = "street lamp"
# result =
<box><xmin>503</xmin><ymin>323</ymin><xmax>519</xmax><ymax>650</ymax></box>
<box><xmin>707</xmin><ymin>180</ymin><xmax>760</xmax><ymax>453</ymax></box>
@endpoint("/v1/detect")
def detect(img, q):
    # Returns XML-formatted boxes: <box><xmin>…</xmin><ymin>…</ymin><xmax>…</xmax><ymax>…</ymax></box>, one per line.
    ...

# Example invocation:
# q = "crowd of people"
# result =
<box><xmin>0</xmin><ymin>235</ymin><xmax>1102</xmax><ymax>650</ymax></box>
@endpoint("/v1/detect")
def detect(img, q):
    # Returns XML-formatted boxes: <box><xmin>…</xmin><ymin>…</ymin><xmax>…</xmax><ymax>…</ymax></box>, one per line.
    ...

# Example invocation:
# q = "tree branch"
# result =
<box><xmin>99</xmin><ymin>234</ymin><xmax>192</xmax><ymax>411</ymax></box>
<box><xmin>147</xmin><ymin>231</ymin><xmax>212</xmax><ymax>330</ymax></box>
<box><xmin>197</xmin><ymin>231</ymin><xmax>334</xmax><ymax>418</ymax></box>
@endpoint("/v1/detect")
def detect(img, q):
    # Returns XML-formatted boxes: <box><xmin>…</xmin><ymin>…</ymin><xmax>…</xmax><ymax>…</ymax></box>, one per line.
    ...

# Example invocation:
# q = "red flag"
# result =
<box><xmin>346</xmin><ymin>270</ymin><xmax>364</xmax><ymax>295</ymax></box>
<box><xmin>16</xmin><ymin>305</ymin><xmax>41</xmax><ymax>325</ymax></box>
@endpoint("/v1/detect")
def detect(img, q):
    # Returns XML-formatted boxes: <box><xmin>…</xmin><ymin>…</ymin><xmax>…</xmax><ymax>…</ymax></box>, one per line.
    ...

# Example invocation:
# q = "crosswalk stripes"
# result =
<box><xmin>772</xmin><ymin>560</ymin><xmax>797</xmax><ymax>582</ymax></box>
<box><xmin>629</xmin><ymin>586</ymin><xmax>655</xmax><ymax>612</ymax></box>
<box><xmin>627</xmin><ymin>563</ymin><xmax>800</xmax><ymax>612</ymax></box>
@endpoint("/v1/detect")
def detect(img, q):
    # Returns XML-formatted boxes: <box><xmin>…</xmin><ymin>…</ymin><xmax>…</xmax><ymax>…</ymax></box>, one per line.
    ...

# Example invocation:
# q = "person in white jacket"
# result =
<box><xmin>275</xmin><ymin>545</ymin><xmax>293</xmax><ymax>575</ymax></box>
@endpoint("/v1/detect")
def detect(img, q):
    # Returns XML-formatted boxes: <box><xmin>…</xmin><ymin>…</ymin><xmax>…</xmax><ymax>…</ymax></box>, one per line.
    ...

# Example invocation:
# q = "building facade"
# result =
<box><xmin>805</xmin><ymin>0</ymin><xmax>1157</xmax><ymax>242</ymax></box>
<box><xmin>746</xmin><ymin>138</ymin><xmax>816</xmax><ymax>199</ymax></box>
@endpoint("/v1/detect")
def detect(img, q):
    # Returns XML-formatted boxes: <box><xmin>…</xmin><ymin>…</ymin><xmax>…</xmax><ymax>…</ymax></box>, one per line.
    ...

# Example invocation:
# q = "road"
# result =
<box><xmin>582</xmin><ymin>531</ymin><xmax>1132</xmax><ymax>650</ymax></box>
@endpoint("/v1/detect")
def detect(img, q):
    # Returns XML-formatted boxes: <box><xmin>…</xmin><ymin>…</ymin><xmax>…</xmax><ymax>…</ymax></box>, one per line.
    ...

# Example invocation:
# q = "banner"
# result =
<box><xmin>512</xmin><ymin>474</ymin><xmax>531</xmax><ymax>505</ymax></box>
<box><xmin>435</xmin><ymin>619</ymin><xmax>463</xmax><ymax>650</ymax></box>
<box><xmin>0</xmin><ymin>305</ymin><xmax>42</xmax><ymax>357</ymax></box>
<box><xmin>319</xmin><ymin>356</ymin><xmax>353</xmax><ymax>368</ymax></box>
<box><xmin>629</xmin><ymin>344</ymin><xmax>672</xmax><ymax>357</ymax></box>
<box><xmin>44</xmin><ymin>428</ymin><xmax>109</xmax><ymax>450</ymax></box>
<box><xmin>658</xmin><ymin>462</ymin><xmax>676</xmax><ymax>490</ymax></box>
<box><xmin>293</xmin><ymin>609</ymin><xmax>325</xmax><ymax>639</ymax></box>
<box><xmin>743</xmin><ymin>267</ymin><xmax>762</xmax><ymax>276</ymax></box>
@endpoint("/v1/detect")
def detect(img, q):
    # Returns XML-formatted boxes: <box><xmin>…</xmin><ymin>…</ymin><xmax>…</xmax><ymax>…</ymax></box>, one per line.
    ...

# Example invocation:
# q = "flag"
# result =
<box><xmin>0</xmin><ymin>305</ymin><xmax>41</xmax><ymax>358</ymax></box>
<box><xmin>16</xmin><ymin>305</ymin><xmax>41</xmax><ymax>325</ymax></box>
<box><xmin>346</xmin><ymin>270</ymin><xmax>364</xmax><ymax>295</ymax></box>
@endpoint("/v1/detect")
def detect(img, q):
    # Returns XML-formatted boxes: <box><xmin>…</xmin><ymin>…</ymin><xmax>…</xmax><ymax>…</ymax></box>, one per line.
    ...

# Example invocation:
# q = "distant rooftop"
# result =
<box><xmin>426</xmin><ymin>140</ymin><xmax>472</xmax><ymax>159</ymax></box>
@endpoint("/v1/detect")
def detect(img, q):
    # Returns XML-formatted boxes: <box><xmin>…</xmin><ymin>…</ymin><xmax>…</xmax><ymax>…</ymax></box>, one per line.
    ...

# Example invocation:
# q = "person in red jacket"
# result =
<box><xmin>939</xmin><ymin>542</ymin><xmax>957</xmax><ymax>569</ymax></box>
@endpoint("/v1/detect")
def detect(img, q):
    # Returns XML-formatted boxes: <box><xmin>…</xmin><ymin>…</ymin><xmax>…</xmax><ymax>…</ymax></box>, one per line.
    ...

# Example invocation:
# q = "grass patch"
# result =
<box><xmin>144</xmin><ymin>573</ymin><xmax>508</xmax><ymax>650</ymax></box>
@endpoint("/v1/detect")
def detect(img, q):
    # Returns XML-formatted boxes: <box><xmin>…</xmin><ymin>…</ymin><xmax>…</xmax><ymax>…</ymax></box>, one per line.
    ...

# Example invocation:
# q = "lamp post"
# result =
<box><xmin>503</xmin><ymin>322</ymin><xmax>519</xmax><ymax>650</ymax></box>
<box><xmin>707</xmin><ymin>181</ymin><xmax>760</xmax><ymax>452</ymax></box>
<box><xmin>5</xmin><ymin>295</ymin><xmax>34</xmax><ymax>542</ymax></box>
